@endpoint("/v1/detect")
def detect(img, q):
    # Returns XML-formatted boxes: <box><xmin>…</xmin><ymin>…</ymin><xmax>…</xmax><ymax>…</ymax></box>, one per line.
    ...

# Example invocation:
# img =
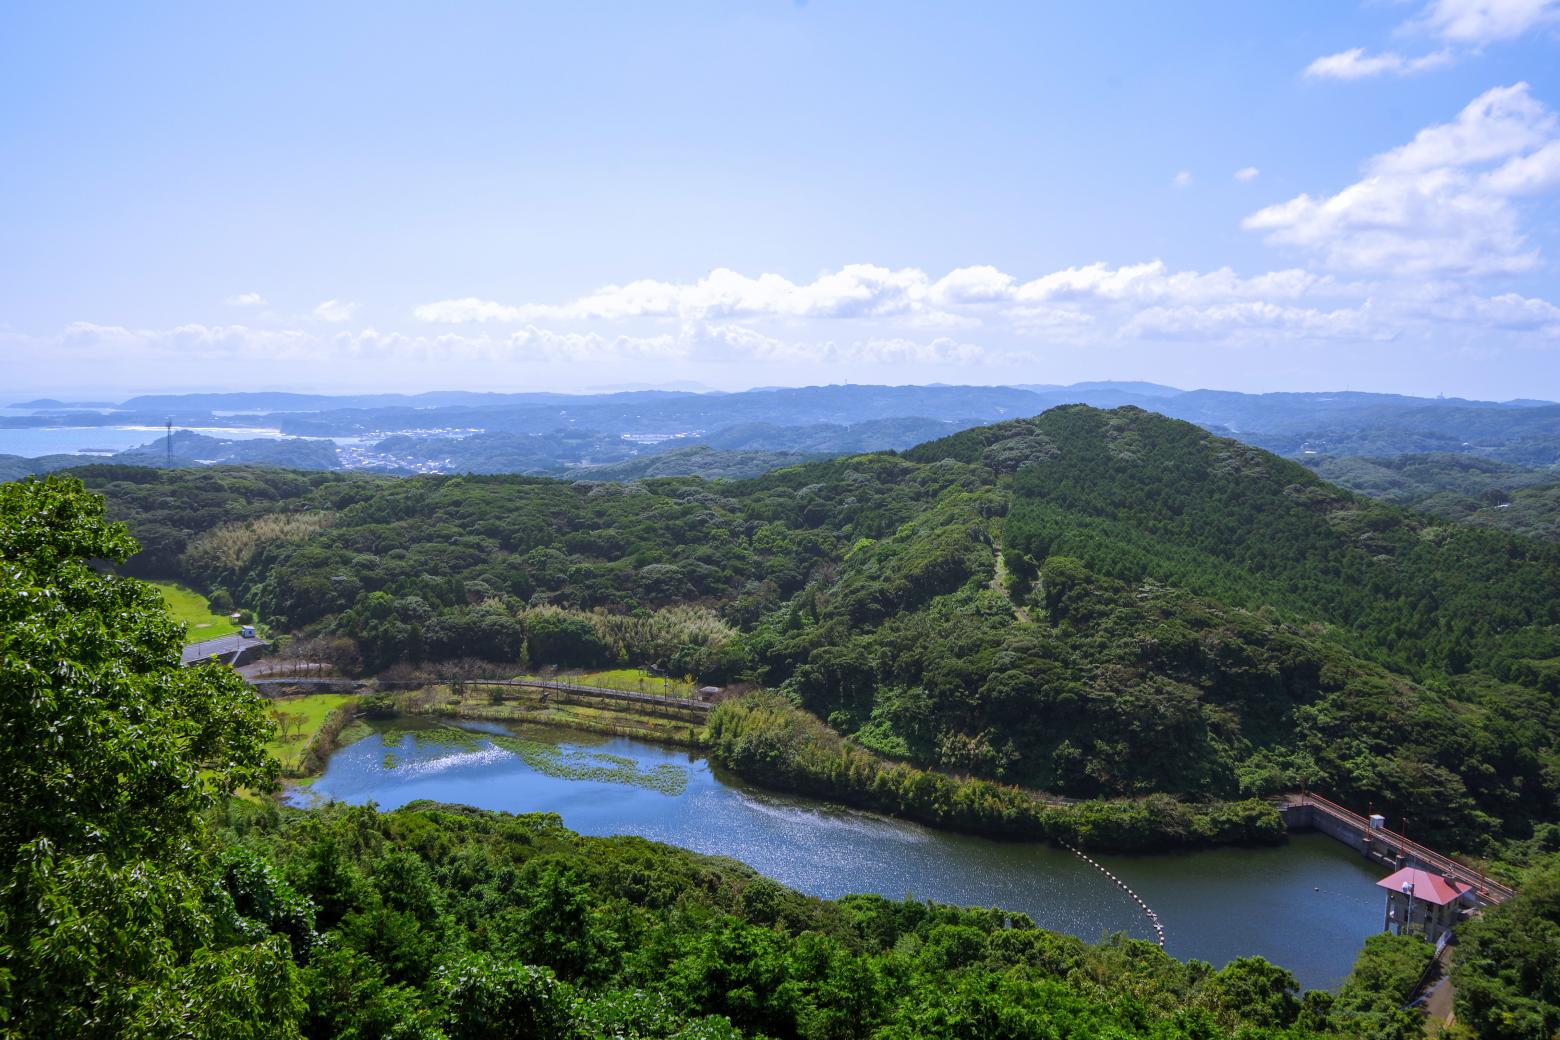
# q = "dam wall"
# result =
<box><xmin>1276</xmin><ymin>793</ymin><xmax>1513</xmax><ymax>905</ymax></box>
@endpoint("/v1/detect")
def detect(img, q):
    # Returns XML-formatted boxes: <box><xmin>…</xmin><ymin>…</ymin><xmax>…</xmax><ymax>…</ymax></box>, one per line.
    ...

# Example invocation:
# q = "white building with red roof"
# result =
<box><xmin>1378</xmin><ymin>866</ymin><xmax>1475</xmax><ymax>943</ymax></box>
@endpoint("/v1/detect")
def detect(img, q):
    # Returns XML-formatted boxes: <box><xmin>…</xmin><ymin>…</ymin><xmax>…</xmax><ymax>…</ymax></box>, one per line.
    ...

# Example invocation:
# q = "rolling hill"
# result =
<box><xmin>73</xmin><ymin>406</ymin><xmax>1560</xmax><ymax>854</ymax></box>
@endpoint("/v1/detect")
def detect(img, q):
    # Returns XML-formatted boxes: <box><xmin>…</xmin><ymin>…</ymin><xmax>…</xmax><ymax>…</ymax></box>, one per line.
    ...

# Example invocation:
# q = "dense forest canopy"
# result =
<box><xmin>20</xmin><ymin>472</ymin><xmax>1550</xmax><ymax>1038</ymax></box>
<box><xmin>74</xmin><ymin>406</ymin><xmax>1560</xmax><ymax>855</ymax></box>
<box><xmin>1310</xmin><ymin>453</ymin><xmax>1560</xmax><ymax>544</ymax></box>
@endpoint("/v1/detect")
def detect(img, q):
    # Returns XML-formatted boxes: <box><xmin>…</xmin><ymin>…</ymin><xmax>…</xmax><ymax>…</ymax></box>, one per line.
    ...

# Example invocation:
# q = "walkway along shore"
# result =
<box><xmin>1060</xmin><ymin>841</ymin><xmax>1165</xmax><ymax>948</ymax></box>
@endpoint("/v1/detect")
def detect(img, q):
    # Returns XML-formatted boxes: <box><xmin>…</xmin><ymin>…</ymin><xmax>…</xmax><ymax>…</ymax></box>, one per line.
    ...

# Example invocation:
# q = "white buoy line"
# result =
<box><xmin>1061</xmin><ymin>841</ymin><xmax>1165</xmax><ymax>948</ymax></box>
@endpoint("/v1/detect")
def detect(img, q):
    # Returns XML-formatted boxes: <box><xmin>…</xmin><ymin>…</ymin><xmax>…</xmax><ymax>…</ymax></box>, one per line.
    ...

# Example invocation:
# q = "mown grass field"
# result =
<box><xmin>152</xmin><ymin>581</ymin><xmax>239</xmax><ymax>638</ymax></box>
<box><xmin>564</xmin><ymin>668</ymin><xmax>698</xmax><ymax>699</ymax></box>
<box><xmin>266</xmin><ymin>694</ymin><xmax>360</xmax><ymax>774</ymax></box>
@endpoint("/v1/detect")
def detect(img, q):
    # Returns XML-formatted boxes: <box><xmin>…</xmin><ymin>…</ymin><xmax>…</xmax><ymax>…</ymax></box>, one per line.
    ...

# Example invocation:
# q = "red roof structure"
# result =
<box><xmin>1376</xmin><ymin>867</ymin><xmax>1471</xmax><ymax>906</ymax></box>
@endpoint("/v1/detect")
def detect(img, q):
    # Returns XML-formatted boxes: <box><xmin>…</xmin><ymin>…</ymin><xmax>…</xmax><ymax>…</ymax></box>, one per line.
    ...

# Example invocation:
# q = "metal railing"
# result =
<box><xmin>1295</xmin><ymin>792</ymin><xmax>1514</xmax><ymax>903</ymax></box>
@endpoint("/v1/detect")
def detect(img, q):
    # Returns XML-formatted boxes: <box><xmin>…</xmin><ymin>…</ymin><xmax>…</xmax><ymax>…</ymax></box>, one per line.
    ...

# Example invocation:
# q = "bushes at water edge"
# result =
<box><xmin>707</xmin><ymin>694</ymin><xmax>1284</xmax><ymax>852</ymax></box>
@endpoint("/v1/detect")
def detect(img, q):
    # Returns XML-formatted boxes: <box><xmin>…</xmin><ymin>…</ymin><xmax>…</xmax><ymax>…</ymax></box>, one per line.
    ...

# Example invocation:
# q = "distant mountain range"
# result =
<box><xmin>5</xmin><ymin>382</ymin><xmax>1558</xmax><ymax>496</ymax></box>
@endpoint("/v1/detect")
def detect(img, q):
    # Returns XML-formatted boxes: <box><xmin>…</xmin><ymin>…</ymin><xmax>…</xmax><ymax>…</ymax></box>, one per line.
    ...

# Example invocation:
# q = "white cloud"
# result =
<box><xmin>1243</xmin><ymin>84</ymin><xmax>1560</xmax><ymax>275</ymax></box>
<box><xmin>1305</xmin><ymin>0</ymin><xmax>1559</xmax><ymax>79</ymax></box>
<box><xmin>1173</xmin><ymin>170</ymin><xmax>1193</xmax><ymax>188</ymax></box>
<box><xmin>1013</xmin><ymin>260</ymin><xmax>1328</xmax><ymax>304</ymax></box>
<box><xmin>415</xmin><ymin>265</ymin><xmax>950</xmax><ymax>325</ymax></box>
<box><xmin>313</xmin><ymin>299</ymin><xmax>358</xmax><ymax>322</ymax></box>
<box><xmin>1124</xmin><ymin>301</ymin><xmax>1381</xmax><ymax>341</ymax></box>
<box><xmin>929</xmin><ymin>265</ymin><xmax>1016</xmax><ymax>305</ymax></box>
<box><xmin>417</xmin><ymin>260</ymin><xmax>1336</xmax><ymax>338</ymax></box>
<box><xmin>1412</xmin><ymin>0</ymin><xmax>1560</xmax><ymax>43</ymax></box>
<box><xmin>1417</xmin><ymin>288</ymin><xmax>1560</xmax><ymax>334</ymax></box>
<box><xmin>1304</xmin><ymin>47</ymin><xmax>1454</xmax><ymax>80</ymax></box>
<box><xmin>1482</xmin><ymin>139</ymin><xmax>1560</xmax><ymax>194</ymax></box>
<box><xmin>1234</xmin><ymin>167</ymin><xmax>1261</xmax><ymax>182</ymax></box>
<box><xmin>224</xmin><ymin>291</ymin><xmax>267</xmax><ymax>306</ymax></box>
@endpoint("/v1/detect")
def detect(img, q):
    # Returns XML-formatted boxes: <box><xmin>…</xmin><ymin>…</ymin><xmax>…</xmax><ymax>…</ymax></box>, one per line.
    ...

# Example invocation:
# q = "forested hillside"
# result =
<box><xmin>79</xmin><ymin>406</ymin><xmax>1560</xmax><ymax>854</ymax></box>
<box><xmin>8</xmin><ymin>472</ymin><xmax>1488</xmax><ymax>1040</ymax></box>
<box><xmin>1310</xmin><ymin>453</ymin><xmax>1560</xmax><ymax>543</ymax></box>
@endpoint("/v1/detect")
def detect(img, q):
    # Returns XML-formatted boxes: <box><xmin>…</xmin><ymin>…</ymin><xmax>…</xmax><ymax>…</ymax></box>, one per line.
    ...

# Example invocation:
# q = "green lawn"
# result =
<box><xmin>511</xmin><ymin>668</ymin><xmax>697</xmax><ymax>698</ymax></box>
<box><xmin>573</xmin><ymin>668</ymin><xmax>698</xmax><ymax>699</ymax></box>
<box><xmin>153</xmin><ymin>581</ymin><xmax>240</xmax><ymax>639</ymax></box>
<box><xmin>267</xmin><ymin>694</ymin><xmax>359</xmax><ymax>773</ymax></box>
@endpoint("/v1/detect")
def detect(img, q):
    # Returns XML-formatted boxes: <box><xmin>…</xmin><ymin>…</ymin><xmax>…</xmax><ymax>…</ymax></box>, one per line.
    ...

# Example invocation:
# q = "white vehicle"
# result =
<box><xmin>239</xmin><ymin>625</ymin><xmax>257</xmax><ymax>639</ymax></box>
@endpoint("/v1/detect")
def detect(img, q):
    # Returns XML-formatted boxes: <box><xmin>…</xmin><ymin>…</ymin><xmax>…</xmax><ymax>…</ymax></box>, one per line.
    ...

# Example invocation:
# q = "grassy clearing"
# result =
<box><xmin>407</xmin><ymin>684</ymin><xmax>708</xmax><ymax>748</ymax></box>
<box><xmin>267</xmin><ymin>694</ymin><xmax>360</xmax><ymax>774</ymax></box>
<box><xmin>566</xmin><ymin>668</ymin><xmax>699</xmax><ymax>699</ymax></box>
<box><xmin>153</xmin><ymin>581</ymin><xmax>239</xmax><ymax>638</ymax></box>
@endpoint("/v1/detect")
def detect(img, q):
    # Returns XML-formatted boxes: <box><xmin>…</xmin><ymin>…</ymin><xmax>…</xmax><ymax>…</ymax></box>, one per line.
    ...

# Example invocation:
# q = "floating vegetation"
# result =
<box><xmin>356</xmin><ymin>720</ymin><xmax>691</xmax><ymax>795</ymax></box>
<box><xmin>489</xmin><ymin>733</ymin><xmax>689</xmax><ymax>796</ymax></box>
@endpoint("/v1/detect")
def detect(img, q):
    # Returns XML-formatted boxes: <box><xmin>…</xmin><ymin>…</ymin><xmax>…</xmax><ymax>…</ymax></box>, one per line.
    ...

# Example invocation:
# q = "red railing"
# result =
<box><xmin>1294</xmin><ymin>793</ymin><xmax>1514</xmax><ymax>903</ymax></box>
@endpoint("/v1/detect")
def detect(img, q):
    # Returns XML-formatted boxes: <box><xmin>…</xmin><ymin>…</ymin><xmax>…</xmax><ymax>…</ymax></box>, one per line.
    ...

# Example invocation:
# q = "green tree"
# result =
<box><xmin>434</xmin><ymin>954</ymin><xmax>571</xmax><ymax>1039</ymax></box>
<box><xmin>1453</xmin><ymin>854</ymin><xmax>1560</xmax><ymax>1040</ymax></box>
<box><xmin>0</xmin><ymin>476</ymin><xmax>297</xmax><ymax>1038</ymax></box>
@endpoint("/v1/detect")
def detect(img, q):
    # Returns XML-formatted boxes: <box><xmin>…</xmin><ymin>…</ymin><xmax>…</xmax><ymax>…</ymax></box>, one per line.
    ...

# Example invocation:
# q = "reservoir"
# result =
<box><xmin>294</xmin><ymin>719</ymin><xmax>1387</xmax><ymax>991</ymax></box>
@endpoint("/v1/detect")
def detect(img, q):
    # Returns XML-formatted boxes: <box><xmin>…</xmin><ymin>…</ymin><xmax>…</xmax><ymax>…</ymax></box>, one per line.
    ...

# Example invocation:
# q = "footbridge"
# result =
<box><xmin>1274</xmin><ymin>792</ymin><xmax>1513</xmax><ymax>905</ymax></box>
<box><xmin>181</xmin><ymin>633</ymin><xmax>269</xmax><ymax>668</ymax></box>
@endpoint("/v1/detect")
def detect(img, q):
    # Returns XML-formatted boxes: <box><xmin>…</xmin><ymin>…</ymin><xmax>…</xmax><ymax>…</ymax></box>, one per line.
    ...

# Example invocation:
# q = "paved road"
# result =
<box><xmin>181</xmin><ymin>634</ymin><xmax>267</xmax><ymax>666</ymax></box>
<box><xmin>1423</xmin><ymin>946</ymin><xmax>1457</xmax><ymax>1032</ymax></box>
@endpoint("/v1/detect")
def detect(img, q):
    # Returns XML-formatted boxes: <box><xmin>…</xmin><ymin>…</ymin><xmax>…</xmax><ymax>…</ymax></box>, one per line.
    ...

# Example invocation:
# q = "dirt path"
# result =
<box><xmin>992</xmin><ymin>548</ymin><xmax>1033</xmax><ymax>623</ymax></box>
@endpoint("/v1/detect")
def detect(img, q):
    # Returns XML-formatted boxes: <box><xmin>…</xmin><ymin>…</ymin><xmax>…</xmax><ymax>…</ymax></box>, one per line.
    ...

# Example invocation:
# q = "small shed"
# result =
<box><xmin>1378</xmin><ymin>866</ymin><xmax>1473</xmax><ymax>943</ymax></box>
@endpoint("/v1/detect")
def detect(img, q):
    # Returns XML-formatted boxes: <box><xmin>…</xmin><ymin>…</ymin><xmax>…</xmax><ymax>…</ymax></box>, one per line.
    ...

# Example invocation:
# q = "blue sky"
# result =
<box><xmin>3</xmin><ymin>2</ymin><xmax>1560</xmax><ymax>399</ymax></box>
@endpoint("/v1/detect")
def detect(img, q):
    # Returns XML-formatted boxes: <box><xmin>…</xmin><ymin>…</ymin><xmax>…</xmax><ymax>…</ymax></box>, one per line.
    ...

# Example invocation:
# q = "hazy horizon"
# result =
<box><xmin>7</xmin><ymin>376</ymin><xmax>1555</xmax><ymax>408</ymax></box>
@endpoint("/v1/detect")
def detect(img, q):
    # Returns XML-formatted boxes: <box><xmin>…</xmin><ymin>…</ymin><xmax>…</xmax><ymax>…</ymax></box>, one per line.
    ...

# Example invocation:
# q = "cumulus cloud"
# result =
<box><xmin>1413</xmin><ymin>0</ymin><xmax>1560</xmax><ymax>43</ymax></box>
<box><xmin>1124</xmin><ymin>301</ymin><xmax>1382</xmax><ymax>342</ymax></box>
<box><xmin>1304</xmin><ymin>47</ymin><xmax>1454</xmax><ymax>80</ymax></box>
<box><xmin>414</xmin><ymin>265</ymin><xmax>955</xmax><ymax>325</ymax></box>
<box><xmin>1412</xmin><ymin>287</ymin><xmax>1560</xmax><ymax>334</ymax></box>
<box><xmin>1173</xmin><ymin>170</ymin><xmax>1193</xmax><ymax>188</ymax></box>
<box><xmin>224</xmin><ymin>291</ymin><xmax>267</xmax><ymax>306</ymax></box>
<box><xmin>929</xmin><ymin>265</ymin><xmax>1016</xmax><ymax>305</ymax></box>
<box><xmin>1306</xmin><ymin>0</ymin><xmax>1559</xmax><ymax>79</ymax></box>
<box><xmin>313</xmin><ymin>299</ymin><xmax>358</xmax><ymax>322</ymax></box>
<box><xmin>418</xmin><ymin>261</ymin><xmax>1333</xmax><ymax>335</ymax></box>
<box><xmin>1235</xmin><ymin>167</ymin><xmax>1261</xmax><ymax>182</ymax></box>
<box><xmin>1012</xmin><ymin>261</ymin><xmax>1328</xmax><ymax>304</ymax></box>
<box><xmin>1243</xmin><ymin>83</ymin><xmax>1560</xmax><ymax>275</ymax></box>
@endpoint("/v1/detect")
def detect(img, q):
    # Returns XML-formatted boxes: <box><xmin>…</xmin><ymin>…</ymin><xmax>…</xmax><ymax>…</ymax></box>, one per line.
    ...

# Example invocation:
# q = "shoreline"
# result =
<box><xmin>293</xmin><ymin>688</ymin><xmax>1291</xmax><ymax>858</ymax></box>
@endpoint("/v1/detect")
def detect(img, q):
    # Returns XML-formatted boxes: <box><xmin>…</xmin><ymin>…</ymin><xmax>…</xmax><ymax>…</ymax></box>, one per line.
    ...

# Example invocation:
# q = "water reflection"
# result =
<box><xmin>294</xmin><ymin>719</ymin><xmax>1386</xmax><ymax>990</ymax></box>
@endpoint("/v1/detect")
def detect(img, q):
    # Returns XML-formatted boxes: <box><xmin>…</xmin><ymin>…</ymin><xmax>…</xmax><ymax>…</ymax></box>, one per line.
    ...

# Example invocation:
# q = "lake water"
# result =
<box><xmin>0</xmin><ymin>425</ymin><xmax>291</xmax><ymax>456</ymax></box>
<box><xmin>294</xmin><ymin>719</ymin><xmax>1389</xmax><ymax>990</ymax></box>
<box><xmin>0</xmin><ymin>425</ymin><xmax>389</xmax><ymax>458</ymax></box>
